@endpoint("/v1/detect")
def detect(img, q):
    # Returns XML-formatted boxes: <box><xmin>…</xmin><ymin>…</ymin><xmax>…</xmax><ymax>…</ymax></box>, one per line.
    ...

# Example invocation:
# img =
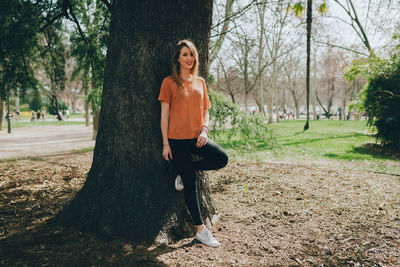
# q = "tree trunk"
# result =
<box><xmin>56</xmin><ymin>0</ymin><xmax>215</xmax><ymax>245</ymax></box>
<box><xmin>275</xmin><ymin>86</ymin><xmax>279</xmax><ymax>123</ymax></box>
<box><xmin>92</xmin><ymin>108</ymin><xmax>100</xmax><ymax>140</ymax></box>
<box><xmin>71</xmin><ymin>97</ymin><xmax>77</xmax><ymax>113</ymax></box>
<box><xmin>244</xmin><ymin>93</ymin><xmax>248</xmax><ymax>113</ymax></box>
<box><xmin>229</xmin><ymin>93</ymin><xmax>235</xmax><ymax>103</ymax></box>
<box><xmin>15</xmin><ymin>89</ymin><xmax>20</xmax><ymax>119</ymax></box>
<box><xmin>6</xmin><ymin>90</ymin><xmax>11</xmax><ymax>133</ymax></box>
<box><xmin>85</xmin><ymin>102</ymin><xmax>90</xmax><ymax>127</ymax></box>
<box><xmin>0</xmin><ymin>99</ymin><xmax>4</xmax><ymax>131</ymax></box>
<box><xmin>290</xmin><ymin>85</ymin><xmax>300</xmax><ymax>119</ymax></box>
<box><xmin>304</xmin><ymin>0</ymin><xmax>312</xmax><ymax>131</ymax></box>
<box><xmin>267</xmin><ymin>87</ymin><xmax>273</xmax><ymax>123</ymax></box>
<box><xmin>312</xmin><ymin>43</ymin><xmax>317</xmax><ymax>120</ymax></box>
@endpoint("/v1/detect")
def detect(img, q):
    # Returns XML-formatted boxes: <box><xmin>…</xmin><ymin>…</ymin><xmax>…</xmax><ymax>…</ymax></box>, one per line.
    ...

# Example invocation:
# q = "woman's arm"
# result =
<box><xmin>202</xmin><ymin>109</ymin><xmax>209</xmax><ymax>129</ymax></box>
<box><xmin>196</xmin><ymin>109</ymin><xmax>210</xmax><ymax>148</ymax></box>
<box><xmin>161</xmin><ymin>102</ymin><xmax>172</xmax><ymax>160</ymax></box>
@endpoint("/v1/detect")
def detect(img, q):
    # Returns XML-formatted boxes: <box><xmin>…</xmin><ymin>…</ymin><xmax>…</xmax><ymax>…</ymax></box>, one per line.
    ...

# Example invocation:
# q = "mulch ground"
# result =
<box><xmin>0</xmin><ymin>152</ymin><xmax>399</xmax><ymax>266</ymax></box>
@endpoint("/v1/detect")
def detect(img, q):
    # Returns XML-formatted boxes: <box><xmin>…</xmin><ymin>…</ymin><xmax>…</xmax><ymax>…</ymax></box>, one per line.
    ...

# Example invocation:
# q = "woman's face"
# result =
<box><xmin>178</xmin><ymin>46</ymin><xmax>195</xmax><ymax>72</ymax></box>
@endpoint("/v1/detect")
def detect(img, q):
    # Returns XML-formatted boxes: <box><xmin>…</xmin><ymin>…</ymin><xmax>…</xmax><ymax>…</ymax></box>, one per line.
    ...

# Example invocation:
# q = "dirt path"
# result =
<box><xmin>0</xmin><ymin>151</ymin><xmax>399</xmax><ymax>266</ymax></box>
<box><xmin>0</xmin><ymin>125</ymin><xmax>95</xmax><ymax>160</ymax></box>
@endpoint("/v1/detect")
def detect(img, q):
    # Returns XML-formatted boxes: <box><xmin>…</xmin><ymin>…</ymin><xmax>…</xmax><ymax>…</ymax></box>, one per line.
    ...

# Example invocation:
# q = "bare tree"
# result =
<box><xmin>316</xmin><ymin>46</ymin><xmax>343</xmax><ymax>119</ymax></box>
<box><xmin>284</xmin><ymin>53</ymin><xmax>304</xmax><ymax>118</ymax></box>
<box><xmin>264</xmin><ymin>2</ymin><xmax>292</xmax><ymax>123</ymax></box>
<box><xmin>231</xmin><ymin>33</ymin><xmax>258</xmax><ymax>111</ymax></box>
<box><xmin>216</xmin><ymin>57</ymin><xmax>242</xmax><ymax>103</ymax></box>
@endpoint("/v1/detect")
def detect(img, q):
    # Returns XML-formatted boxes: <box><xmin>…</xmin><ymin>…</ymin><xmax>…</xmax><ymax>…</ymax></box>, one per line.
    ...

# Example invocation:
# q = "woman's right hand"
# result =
<box><xmin>163</xmin><ymin>145</ymin><xmax>173</xmax><ymax>161</ymax></box>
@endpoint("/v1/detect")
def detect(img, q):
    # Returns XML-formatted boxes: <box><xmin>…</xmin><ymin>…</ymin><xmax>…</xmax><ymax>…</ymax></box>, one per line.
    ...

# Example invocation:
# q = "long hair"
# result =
<box><xmin>171</xmin><ymin>40</ymin><xmax>199</xmax><ymax>90</ymax></box>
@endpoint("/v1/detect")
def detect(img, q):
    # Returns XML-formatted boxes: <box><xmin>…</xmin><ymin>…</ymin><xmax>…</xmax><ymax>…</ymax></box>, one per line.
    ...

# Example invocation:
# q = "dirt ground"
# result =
<box><xmin>0</xmin><ymin>151</ymin><xmax>399</xmax><ymax>266</ymax></box>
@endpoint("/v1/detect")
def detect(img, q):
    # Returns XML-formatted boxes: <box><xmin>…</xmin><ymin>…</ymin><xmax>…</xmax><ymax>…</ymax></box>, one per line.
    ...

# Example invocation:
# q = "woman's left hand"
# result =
<box><xmin>196</xmin><ymin>130</ymin><xmax>208</xmax><ymax>148</ymax></box>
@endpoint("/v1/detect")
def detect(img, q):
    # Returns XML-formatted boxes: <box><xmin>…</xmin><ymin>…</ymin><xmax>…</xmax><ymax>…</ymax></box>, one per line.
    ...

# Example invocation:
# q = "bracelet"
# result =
<box><xmin>201</xmin><ymin>125</ymin><xmax>209</xmax><ymax>130</ymax></box>
<box><xmin>163</xmin><ymin>144</ymin><xmax>169</xmax><ymax>146</ymax></box>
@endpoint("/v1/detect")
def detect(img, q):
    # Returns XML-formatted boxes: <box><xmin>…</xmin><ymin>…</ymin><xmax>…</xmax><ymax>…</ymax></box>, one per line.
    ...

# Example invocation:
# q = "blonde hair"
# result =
<box><xmin>171</xmin><ymin>40</ymin><xmax>199</xmax><ymax>90</ymax></box>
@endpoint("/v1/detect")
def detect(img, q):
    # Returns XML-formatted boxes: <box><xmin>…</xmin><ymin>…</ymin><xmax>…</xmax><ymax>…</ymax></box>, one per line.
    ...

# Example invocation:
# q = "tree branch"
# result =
<box><xmin>98</xmin><ymin>0</ymin><xmax>112</xmax><ymax>11</ymax></box>
<box><xmin>313</xmin><ymin>40</ymin><xmax>369</xmax><ymax>56</ymax></box>
<box><xmin>39</xmin><ymin>0</ymin><xmax>69</xmax><ymax>32</ymax></box>
<box><xmin>67</xmin><ymin>1</ymin><xmax>90</xmax><ymax>45</ymax></box>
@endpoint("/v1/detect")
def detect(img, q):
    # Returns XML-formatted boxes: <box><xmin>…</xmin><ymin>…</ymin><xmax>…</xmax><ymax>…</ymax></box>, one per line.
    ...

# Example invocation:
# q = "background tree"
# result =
<box><xmin>57</xmin><ymin>0</ymin><xmax>216</xmax><ymax>243</ymax></box>
<box><xmin>69</xmin><ymin>0</ymin><xmax>110</xmax><ymax>136</ymax></box>
<box><xmin>284</xmin><ymin>53</ymin><xmax>304</xmax><ymax>118</ymax></box>
<box><xmin>0</xmin><ymin>0</ymin><xmax>42</xmax><ymax>132</ymax></box>
<box><xmin>215</xmin><ymin>58</ymin><xmax>242</xmax><ymax>103</ymax></box>
<box><xmin>39</xmin><ymin>23</ymin><xmax>67</xmax><ymax>121</ymax></box>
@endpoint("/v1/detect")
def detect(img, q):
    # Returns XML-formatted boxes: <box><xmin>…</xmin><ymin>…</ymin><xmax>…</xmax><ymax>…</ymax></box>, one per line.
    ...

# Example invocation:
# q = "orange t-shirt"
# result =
<box><xmin>158</xmin><ymin>76</ymin><xmax>211</xmax><ymax>139</ymax></box>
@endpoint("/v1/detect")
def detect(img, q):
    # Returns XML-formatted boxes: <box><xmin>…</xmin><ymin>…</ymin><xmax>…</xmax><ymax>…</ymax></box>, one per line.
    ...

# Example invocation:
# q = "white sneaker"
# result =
<box><xmin>195</xmin><ymin>228</ymin><xmax>220</xmax><ymax>247</ymax></box>
<box><xmin>175</xmin><ymin>175</ymin><xmax>184</xmax><ymax>191</ymax></box>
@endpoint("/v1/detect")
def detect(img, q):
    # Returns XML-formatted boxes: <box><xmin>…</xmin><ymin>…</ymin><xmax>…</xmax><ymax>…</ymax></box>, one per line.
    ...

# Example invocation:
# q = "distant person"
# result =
<box><xmin>158</xmin><ymin>40</ymin><xmax>228</xmax><ymax>248</ymax></box>
<box><xmin>31</xmin><ymin>110</ymin><xmax>36</xmax><ymax>121</ymax></box>
<box><xmin>41</xmin><ymin>110</ymin><xmax>46</xmax><ymax>121</ymax></box>
<box><xmin>36</xmin><ymin>110</ymin><xmax>41</xmax><ymax>120</ymax></box>
<box><xmin>65</xmin><ymin>109</ymin><xmax>70</xmax><ymax>118</ymax></box>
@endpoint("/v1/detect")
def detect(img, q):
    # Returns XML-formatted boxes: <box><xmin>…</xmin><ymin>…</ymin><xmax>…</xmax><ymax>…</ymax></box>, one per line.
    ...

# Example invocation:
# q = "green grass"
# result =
<box><xmin>2</xmin><ymin>120</ymin><xmax>85</xmax><ymax>128</ymax></box>
<box><xmin>216</xmin><ymin>120</ymin><xmax>398</xmax><ymax>163</ymax></box>
<box><xmin>269</xmin><ymin>120</ymin><xmax>376</xmax><ymax>160</ymax></box>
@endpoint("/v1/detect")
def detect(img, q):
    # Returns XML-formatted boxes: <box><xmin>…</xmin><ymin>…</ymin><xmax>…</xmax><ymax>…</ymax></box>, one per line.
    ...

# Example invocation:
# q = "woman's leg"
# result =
<box><xmin>192</xmin><ymin>138</ymin><xmax>228</xmax><ymax>171</ymax></box>
<box><xmin>169</xmin><ymin>139</ymin><xmax>203</xmax><ymax>226</ymax></box>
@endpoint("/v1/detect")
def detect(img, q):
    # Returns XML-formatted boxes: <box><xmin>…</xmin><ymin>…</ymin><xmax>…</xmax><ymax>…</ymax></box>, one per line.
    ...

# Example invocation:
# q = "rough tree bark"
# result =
<box><xmin>56</xmin><ymin>0</ymin><xmax>215</xmax><ymax>245</ymax></box>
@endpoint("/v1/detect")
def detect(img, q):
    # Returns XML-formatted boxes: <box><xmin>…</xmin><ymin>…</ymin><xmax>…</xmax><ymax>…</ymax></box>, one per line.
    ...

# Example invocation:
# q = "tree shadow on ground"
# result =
<box><xmin>353</xmin><ymin>143</ymin><xmax>400</xmax><ymax>159</ymax></box>
<box><xmin>0</xmin><ymin>220</ymin><xmax>198</xmax><ymax>266</ymax></box>
<box><xmin>324</xmin><ymin>143</ymin><xmax>400</xmax><ymax>161</ymax></box>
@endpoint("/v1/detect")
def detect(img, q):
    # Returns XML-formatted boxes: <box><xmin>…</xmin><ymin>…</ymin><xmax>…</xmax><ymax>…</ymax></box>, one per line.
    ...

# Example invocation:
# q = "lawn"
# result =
<box><xmin>215</xmin><ymin>119</ymin><xmax>399</xmax><ymax>175</ymax></box>
<box><xmin>269</xmin><ymin>120</ymin><xmax>375</xmax><ymax>160</ymax></box>
<box><xmin>215</xmin><ymin>120</ymin><xmax>373</xmax><ymax>159</ymax></box>
<box><xmin>2</xmin><ymin>120</ymin><xmax>85</xmax><ymax>128</ymax></box>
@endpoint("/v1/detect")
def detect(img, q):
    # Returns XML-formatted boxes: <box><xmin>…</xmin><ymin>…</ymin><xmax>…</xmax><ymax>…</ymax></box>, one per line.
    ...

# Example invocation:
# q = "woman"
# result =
<box><xmin>158</xmin><ymin>40</ymin><xmax>228</xmax><ymax>248</ymax></box>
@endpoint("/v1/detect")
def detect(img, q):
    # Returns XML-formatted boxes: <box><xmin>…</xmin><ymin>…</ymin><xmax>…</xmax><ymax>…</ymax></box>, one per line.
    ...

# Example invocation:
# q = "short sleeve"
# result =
<box><xmin>158</xmin><ymin>78</ymin><xmax>171</xmax><ymax>104</ymax></box>
<box><xmin>202</xmin><ymin>79</ymin><xmax>211</xmax><ymax>110</ymax></box>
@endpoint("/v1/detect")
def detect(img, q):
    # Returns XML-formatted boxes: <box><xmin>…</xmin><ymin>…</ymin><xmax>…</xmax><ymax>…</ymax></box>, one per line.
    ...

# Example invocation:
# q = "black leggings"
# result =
<box><xmin>169</xmin><ymin>138</ymin><xmax>228</xmax><ymax>226</ymax></box>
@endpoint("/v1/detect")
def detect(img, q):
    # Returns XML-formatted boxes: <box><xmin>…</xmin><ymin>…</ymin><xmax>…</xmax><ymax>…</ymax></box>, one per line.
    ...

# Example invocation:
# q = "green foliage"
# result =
<box><xmin>40</xmin><ymin>22</ymin><xmax>67</xmax><ymax>93</ymax></box>
<box><xmin>48</xmin><ymin>100</ymin><xmax>67</xmax><ymax>115</ymax></box>
<box><xmin>348</xmin><ymin>89</ymin><xmax>366</xmax><ymax>113</ymax></box>
<box><xmin>208</xmin><ymin>89</ymin><xmax>277</xmax><ymax>149</ymax></box>
<box><xmin>0</xmin><ymin>0</ymin><xmax>42</xmax><ymax>99</ymax></box>
<box><xmin>29</xmin><ymin>90</ymin><xmax>42</xmax><ymax>111</ymax></box>
<box><xmin>363</xmin><ymin>55</ymin><xmax>400</xmax><ymax>146</ymax></box>
<box><xmin>344</xmin><ymin>51</ymin><xmax>400</xmax><ymax>146</ymax></box>
<box><xmin>86</xmin><ymin>87</ymin><xmax>102</xmax><ymax>112</ymax></box>
<box><xmin>70</xmin><ymin>0</ymin><xmax>109</xmax><ymax>111</ymax></box>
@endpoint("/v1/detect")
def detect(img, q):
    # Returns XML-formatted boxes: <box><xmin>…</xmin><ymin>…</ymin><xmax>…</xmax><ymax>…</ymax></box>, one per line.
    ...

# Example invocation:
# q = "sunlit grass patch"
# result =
<box><xmin>215</xmin><ymin>119</ymin><xmax>397</xmax><ymax>163</ymax></box>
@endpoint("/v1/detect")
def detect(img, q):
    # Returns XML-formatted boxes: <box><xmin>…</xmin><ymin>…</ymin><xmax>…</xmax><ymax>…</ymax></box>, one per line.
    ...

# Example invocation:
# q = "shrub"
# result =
<box><xmin>208</xmin><ymin>89</ymin><xmax>277</xmax><ymax>149</ymax></box>
<box><xmin>364</xmin><ymin>55</ymin><xmax>400</xmax><ymax>146</ymax></box>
